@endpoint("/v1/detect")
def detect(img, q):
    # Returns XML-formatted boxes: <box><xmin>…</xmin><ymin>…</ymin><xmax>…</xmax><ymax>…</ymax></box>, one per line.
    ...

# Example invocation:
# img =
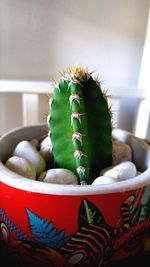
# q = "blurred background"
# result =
<box><xmin>0</xmin><ymin>0</ymin><xmax>150</xmax><ymax>138</ymax></box>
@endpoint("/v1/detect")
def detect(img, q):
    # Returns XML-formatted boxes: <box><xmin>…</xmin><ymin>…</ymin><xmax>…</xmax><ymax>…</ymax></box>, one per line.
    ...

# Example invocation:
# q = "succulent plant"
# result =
<box><xmin>48</xmin><ymin>66</ymin><xmax>112</xmax><ymax>184</ymax></box>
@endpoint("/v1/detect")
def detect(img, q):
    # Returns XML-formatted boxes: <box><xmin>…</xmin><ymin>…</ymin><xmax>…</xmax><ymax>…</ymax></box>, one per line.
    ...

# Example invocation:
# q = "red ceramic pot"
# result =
<box><xmin>0</xmin><ymin>124</ymin><xmax>150</xmax><ymax>267</ymax></box>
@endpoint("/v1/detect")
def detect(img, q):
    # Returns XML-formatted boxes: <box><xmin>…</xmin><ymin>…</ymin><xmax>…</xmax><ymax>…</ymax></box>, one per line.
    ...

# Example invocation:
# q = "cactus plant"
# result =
<box><xmin>48</xmin><ymin>66</ymin><xmax>112</xmax><ymax>184</ymax></box>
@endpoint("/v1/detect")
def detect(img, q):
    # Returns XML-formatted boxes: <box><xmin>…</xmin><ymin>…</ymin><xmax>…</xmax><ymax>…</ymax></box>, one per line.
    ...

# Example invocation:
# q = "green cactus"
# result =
<box><xmin>48</xmin><ymin>66</ymin><xmax>112</xmax><ymax>184</ymax></box>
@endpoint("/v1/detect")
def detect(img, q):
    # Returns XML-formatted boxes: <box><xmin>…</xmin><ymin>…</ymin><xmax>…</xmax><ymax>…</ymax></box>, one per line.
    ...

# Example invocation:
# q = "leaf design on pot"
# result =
<box><xmin>26</xmin><ymin>209</ymin><xmax>71</xmax><ymax>248</ymax></box>
<box><xmin>78</xmin><ymin>199</ymin><xmax>105</xmax><ymax>227</ymax></box>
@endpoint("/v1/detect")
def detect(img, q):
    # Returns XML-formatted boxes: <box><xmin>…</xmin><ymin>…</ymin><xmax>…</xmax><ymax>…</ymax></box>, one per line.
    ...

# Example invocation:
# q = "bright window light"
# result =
<box><xmin>135</xmin><ymin>8</ymin><xmax>150</xmax><ymax>139</ymax></box>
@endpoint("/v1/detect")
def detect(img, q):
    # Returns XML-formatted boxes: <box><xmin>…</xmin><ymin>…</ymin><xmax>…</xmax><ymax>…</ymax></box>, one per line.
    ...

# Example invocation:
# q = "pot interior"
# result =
<box><xmin>0</xmin><ymin>123</ymin><xmax>150</xmax><ymax>195</ymax></box>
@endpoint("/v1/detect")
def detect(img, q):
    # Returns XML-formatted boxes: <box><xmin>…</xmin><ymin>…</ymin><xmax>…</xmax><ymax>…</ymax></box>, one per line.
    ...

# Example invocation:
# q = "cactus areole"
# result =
<box><xmin>48</xmin><ymin>66</ymin><xmax>112</xmax><ymax>184</ymax></box>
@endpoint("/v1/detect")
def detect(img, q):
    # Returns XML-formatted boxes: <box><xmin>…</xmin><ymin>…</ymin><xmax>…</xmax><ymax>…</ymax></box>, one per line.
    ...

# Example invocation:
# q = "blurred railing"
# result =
<box><xmin>0</xmin><ymin>80</ymin><xmax>148</xmax><ymax>138</ymax></box>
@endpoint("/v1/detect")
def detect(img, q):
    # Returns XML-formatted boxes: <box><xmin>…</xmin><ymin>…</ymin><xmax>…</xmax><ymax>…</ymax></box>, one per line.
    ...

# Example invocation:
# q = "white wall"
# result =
<box><xmin>0</xmin><ymin>0</ymin><xmax>150</xmax><ymax>89</ymax></box>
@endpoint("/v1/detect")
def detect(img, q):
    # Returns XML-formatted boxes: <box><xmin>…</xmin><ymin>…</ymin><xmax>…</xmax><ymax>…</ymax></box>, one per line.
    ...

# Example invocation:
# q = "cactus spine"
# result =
<box><xmin>48</xmin><ymin>66</ymin><xmax>112</xmax><ymax>184</ymax></box>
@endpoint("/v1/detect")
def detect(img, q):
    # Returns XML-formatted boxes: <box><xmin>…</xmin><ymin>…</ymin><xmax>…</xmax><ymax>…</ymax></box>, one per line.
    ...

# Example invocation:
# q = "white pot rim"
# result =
<box><xmin>0</xmin><ymin>124</ymin><xmax>150</xmax><ymax>196</ymax></box>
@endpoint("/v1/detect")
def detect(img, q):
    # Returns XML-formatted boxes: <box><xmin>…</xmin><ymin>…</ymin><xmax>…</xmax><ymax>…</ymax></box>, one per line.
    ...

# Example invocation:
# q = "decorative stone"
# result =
<box><xmin>13</xmin><ymin>140</ymin><xmax>46</xmax><ymax>176</ymax></box>
<box><xmin>103</xmin><ymin>161</ymin><xmax>137</xmax><ymax>181</ymax></box>
<box><xmin>92</xmin><ymin>176</ymin><xmax>117</xmax><ymax>185</ymax></box>
<box><xmin>100</xmin><ymin>166</ymin><xmax>114</xmax><ymax>176</ymax></box>
<box><xmin>39</xmin><ymin>136</ymin><xmax>53</xmax><ymax>163</ymax></box>
<box><xmin>5</xmin><ymin>156</ymin><xmax>36</xmax><ymax>179</ymax></box>
<box><xmin>112</xmin><ymin>140</ymin><xmax>132</xmax><ymax>165</ymax></box>
<box><xmin>30</xmin><ymin>138</ymin><xmax>39</xmax><ymax>149</ymax></box>
<box><xmin>38</xmin><ymin>168</ymin><xmax>78</xmax><ymax>185</ymax></box>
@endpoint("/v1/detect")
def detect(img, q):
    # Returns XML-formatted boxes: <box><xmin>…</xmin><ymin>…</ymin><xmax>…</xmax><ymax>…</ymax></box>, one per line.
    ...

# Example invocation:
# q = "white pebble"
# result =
<box><xmin>112</xmin><ymin>140</ymin><xmax>132</xmax><ymax>165</ymax></box>
<box><xmin>30</xmin><ymin>138</ymin><xmax>39</xmax><ymax>149</ymax></box>
<box><xmin>13</xmin><ymin>140</ymin><xmax>46</xmax><ymax>176</ymax></box>
<box><xmin>39</xmin><ymin>136</ymin><xmax>53</xmax><ymax>163</ymax></box>
<box><xmin>92</xmin><ymin>176</ymin><xmax>117</xmax><ymax>185</ymax></box>
<box><xmin>5</xmin><ymin>156</ymin><xmax>36</xmax><ymax>179</ymax></box>
<box><xmin>103</xmin><ymin>161</ymin><xmax>137</xmax><ymax>181</ymax></box>
<box><xmin>38</xmin><ymin>168</ymin><xmax>78</xmax><ymax>185</ymax></box>
<box><xmin>99</xmin><ymin>166</ymin><xmax>113</xmax><ymax>176</ymax></box>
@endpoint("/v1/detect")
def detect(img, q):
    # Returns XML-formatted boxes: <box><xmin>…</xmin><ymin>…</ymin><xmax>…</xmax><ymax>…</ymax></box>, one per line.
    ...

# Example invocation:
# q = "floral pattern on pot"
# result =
<box><xmin>0</xmin><ymin>185</ymin><xmax>150</xmax><ymax>267</ymax></box>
